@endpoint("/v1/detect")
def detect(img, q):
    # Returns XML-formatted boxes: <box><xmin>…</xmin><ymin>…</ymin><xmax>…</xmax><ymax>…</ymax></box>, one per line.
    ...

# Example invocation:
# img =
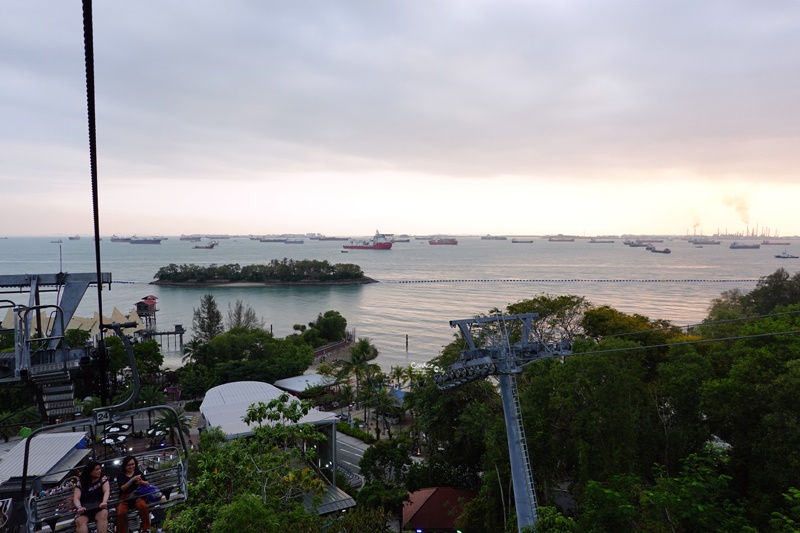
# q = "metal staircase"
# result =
<box><xmin>510</xmin><ymin>374</ymin><xmax>537</xmax><ymax>514</ymax></box>
<box><xmin>30</xmin><ymin>370</ymin><xmax>81</xmax><ymax>419</ymax></box>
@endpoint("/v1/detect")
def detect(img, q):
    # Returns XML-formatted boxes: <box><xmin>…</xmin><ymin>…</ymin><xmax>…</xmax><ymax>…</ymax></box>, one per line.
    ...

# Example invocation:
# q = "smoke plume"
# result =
<box><xmin>723</xmin><ymin>195</ymin><xmax>749</xmax><ymax>225</ymax></box>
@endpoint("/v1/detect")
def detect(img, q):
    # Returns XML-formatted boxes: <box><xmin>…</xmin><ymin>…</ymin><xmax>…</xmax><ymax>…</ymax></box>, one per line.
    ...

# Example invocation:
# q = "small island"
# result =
<box><xmin>151</xmin><ymin>259</ymin><xmax>377</xmax><ymax>287</ymax></box>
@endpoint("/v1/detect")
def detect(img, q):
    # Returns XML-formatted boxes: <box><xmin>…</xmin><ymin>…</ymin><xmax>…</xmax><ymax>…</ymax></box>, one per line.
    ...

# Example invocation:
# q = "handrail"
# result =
<box><xmin>97</xmin><ymin>322</ymin><xmax>140</xmax><ymax>412</ymax></box>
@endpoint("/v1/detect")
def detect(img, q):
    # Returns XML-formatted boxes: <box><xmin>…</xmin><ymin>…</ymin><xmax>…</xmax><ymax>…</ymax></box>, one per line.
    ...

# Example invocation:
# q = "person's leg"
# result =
<box><xmin>116</xmin><ymin>500</ymin><xmax>130</xmax><ymax>533</ymax></box>
<box><xmin>135</xmin><ymin>498</ymin><xmax>151</xmax><ymax>531</ymax></box>
<box><xmin>75</xmin><ymin>515</ymin><xmax>89</xmax><ymax>533</ymax></box>
<box><xmin>95</xmin><ymin>509</ymin><xmax>109</xmax><ymax>533</ymax></box>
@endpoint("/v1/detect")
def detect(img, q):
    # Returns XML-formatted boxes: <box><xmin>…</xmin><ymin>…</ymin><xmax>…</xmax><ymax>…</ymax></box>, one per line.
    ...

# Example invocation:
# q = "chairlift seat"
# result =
<box><xmin>27</xmin><ymin>450</ymin><xmax>186</xmax><ymax>533</ymax></box>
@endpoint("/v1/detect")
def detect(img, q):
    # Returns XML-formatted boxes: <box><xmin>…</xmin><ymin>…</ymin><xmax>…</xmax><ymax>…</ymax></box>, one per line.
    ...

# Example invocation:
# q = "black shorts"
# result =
<box><xmin>82</xmin><ymin>507</ymin><xmax>107</xmax><ymax>522</ymax></box>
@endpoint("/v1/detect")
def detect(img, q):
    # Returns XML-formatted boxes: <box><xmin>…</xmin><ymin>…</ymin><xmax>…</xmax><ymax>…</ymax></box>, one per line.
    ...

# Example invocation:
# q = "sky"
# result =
<box><xmin>2</xmin><ymin>1</ymin><xmax>800</xmax><ymax>238</ymax></box>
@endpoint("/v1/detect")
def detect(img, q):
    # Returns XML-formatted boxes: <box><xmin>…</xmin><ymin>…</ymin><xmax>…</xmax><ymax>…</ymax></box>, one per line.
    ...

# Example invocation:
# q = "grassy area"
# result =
<box><xmin>336</xmin><ymin>421</ymin><xmax>377</xmax><ymax>444</ymax></box>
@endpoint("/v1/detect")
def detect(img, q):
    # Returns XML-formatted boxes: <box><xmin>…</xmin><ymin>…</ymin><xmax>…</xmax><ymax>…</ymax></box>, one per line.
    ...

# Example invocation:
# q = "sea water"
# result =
<box><xmin>0</xmin><ymin>236</ymin><xmax>794</xmax><ymax>371</ymax></box>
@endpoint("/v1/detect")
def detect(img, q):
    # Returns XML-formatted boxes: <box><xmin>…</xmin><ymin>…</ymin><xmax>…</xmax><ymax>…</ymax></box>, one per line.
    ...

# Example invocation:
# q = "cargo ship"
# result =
<box><xmin>130</xmin><ymin>236</ymin><xmax>162</xmax><ymax>244</ymax></box>
<box><xmin>429</xmin><ymin>237</ymin><xmax>458</xmax><ymax>245</ymax></box>
<box><xmin>343</xmin><ymin>231</ymin><xmax>393</xmax><ymax>250</ymax></box>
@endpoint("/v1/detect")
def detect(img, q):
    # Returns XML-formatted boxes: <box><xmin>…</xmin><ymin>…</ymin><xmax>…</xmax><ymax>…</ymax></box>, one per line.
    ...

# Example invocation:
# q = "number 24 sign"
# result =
<box><xmin>94</xmin><ymin>410</ymin><xmax>112</xmax><ymax>425</ymax></box>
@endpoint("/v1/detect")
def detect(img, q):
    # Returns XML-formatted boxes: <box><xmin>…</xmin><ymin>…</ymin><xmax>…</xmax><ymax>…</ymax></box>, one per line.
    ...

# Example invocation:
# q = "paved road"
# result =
<box><xmin>336</xmin><ymin>431</ymin><xmax>368</xmax><ymax>475</ymax></box>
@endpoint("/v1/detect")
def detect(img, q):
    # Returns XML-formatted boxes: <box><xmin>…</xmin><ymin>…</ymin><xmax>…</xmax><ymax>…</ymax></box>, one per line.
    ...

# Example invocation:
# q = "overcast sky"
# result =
<box><xmin>2</xmin><ymin>1</ymin><xmax>799</xmax><ymax>237</ymax></box>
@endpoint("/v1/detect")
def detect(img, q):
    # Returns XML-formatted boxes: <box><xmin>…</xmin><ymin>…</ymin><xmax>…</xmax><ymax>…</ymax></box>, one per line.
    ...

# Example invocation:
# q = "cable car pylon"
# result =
<box><xmin>432</xmin><ymin>313</ymin><xmax>572</xmax><ymax>532</ymax></box>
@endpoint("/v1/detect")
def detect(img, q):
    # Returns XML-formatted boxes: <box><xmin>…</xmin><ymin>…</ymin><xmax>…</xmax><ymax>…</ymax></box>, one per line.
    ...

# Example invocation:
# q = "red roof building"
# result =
<box><xmin>402</xmin><ymin>487</ymin><xmax>476</xmax><ymax>532</ymax></box>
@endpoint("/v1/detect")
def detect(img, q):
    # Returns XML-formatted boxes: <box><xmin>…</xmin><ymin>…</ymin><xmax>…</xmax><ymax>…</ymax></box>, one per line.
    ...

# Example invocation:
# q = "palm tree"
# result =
<box><xmin>136</xmin><ymin>384</ymin><xmax>166</xmax><ymax>426</ymax></box>
<box><xmin>335</xmin><ymin>337</ymin><xmax>379</xmax><ymax>406</ymax></box>
<box><xmin>153</xmin><ymin>406</ymin><xmax>191</xmax><ymax>447</ymax></box>
<box><xmin>360</xmin><ymin>366</ymin><xmax>386</xmax><ymax>425</ymax></box>
<box><xmin>389</xmin><ymin>365</ymin><xmax>405</xmax><ymax>390</ymax></box>
<box><xmin>404</xmin><ymin>365</ymin><xmax>424</xmax><ymax>426</ymax></box>
<box><xmin>337</xmin><ymin>384</ymin><xmax>355</xmax><ymax>418</ymax></box>
<box><xmin>367</xmin><ymin>388</ymin><xmax>397</xmax><ymax>440</ymax></box>
<box><xmin>403</xmin><ymin>364</ymin><xmax>422</xmax><ymax>390</ymax></box>
<box><xmin>182</xmin><ymin>338</ymin><xmax>206</xmax><ymax>365</ymax></box>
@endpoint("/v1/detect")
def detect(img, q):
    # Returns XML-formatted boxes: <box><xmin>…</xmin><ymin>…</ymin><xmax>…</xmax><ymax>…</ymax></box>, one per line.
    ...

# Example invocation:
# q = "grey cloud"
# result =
<box><xmin>3</xmin><ymin>1</ymin><xmax>800</xmax><ymax>184</ymax></box>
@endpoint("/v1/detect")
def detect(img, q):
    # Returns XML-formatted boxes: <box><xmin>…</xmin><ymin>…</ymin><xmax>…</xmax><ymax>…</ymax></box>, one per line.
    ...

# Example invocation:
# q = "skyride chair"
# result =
<box><xmin>0</xmin><ymin>274</ymin><xmax>189</xmax><ymax>532</ymax></box>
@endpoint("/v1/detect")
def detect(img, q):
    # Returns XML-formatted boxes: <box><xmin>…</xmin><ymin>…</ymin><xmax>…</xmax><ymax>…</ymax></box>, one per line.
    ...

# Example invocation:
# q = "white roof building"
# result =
<box><xmin>272</xmin><ymin>374</ymin><xmax>338</xmax><ymax>397</ymax></box>
<box><xmin>0</xmin><ymin>433</ymin><xmax>89</xmax><ymax>485</ymax></box>
<box><xmin>198</xmin><ymin>381</ymin><xmax>354</xmax><ymax>515</ymax></box>
<box><xmin>200</xmin><ymin>381</ymin><xmax>338</xmax><ymax>439</ymax></box>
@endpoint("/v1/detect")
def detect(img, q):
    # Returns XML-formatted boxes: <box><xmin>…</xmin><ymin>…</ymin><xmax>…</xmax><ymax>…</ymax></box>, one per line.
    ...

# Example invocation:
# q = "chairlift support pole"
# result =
<box><xmin>433</xmin><ymin>313</ymin><xmax>572</xmax><ymax>532</ymax></box>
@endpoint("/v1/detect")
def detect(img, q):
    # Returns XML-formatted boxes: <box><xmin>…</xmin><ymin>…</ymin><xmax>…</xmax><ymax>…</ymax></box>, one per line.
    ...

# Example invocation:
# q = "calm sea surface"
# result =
<box><xmin>1</xmin><ymin>236</ymin><xmax>796</xmax><ymax>371</ymax></box>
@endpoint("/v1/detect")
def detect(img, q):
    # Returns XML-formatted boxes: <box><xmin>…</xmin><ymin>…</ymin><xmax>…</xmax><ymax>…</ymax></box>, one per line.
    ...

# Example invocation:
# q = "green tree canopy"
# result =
<box><xmin>309</xmin><ymin>310</ymin><xmax>347</xmax><ymax>342</ymax></box>
<box><xmin>744</xmin><ymin>267</ymin><xmax>800</xmax><ymax>315</ymax></box>
<box><xmin>192</xmin><ymin>293</ymin><xmax>224</xmax><ymax>344</ymax></box>
<box><xmin>225</xmin><ymin>299</ymin><xmax>264</xmax><ymax>330</ymax></box>
<box><xmin>155</xmin><ymin>259</ymin><xmax>366</xmax><ymax>283</ymax></box>
<box><xmin>204</xmin><ymin>329</ymin><xmax>313</xmax><ymax>386</ymax></box>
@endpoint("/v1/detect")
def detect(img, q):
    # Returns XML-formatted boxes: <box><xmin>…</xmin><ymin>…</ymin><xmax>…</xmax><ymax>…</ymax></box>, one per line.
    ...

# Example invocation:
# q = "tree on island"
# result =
<box><xmin>154</xmin><ymin>259</ymin><xmax>368</xmax><ymax>284</ymax></box>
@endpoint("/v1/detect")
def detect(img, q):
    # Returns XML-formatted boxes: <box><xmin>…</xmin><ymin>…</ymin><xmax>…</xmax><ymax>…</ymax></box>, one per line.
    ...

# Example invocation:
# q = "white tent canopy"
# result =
<box><xmin>0</xmin><ymin>307</ymin><xmax>142</xmax><ymax>336</ymax></box>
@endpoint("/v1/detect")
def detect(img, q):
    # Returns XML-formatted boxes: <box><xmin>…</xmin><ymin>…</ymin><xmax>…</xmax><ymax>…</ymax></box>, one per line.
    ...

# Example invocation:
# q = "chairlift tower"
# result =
<box><xmin>432</xmin><ymin>313</ymin><xmax>572</xmax><ymax>532</ymax></box>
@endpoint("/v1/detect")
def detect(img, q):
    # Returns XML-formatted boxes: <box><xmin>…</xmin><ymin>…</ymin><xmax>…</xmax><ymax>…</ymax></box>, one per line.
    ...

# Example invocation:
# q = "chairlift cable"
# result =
<box><xmin>82</xmin><ymin>0</ymin><xmax>102</xmax><ymax>319</ymax></box>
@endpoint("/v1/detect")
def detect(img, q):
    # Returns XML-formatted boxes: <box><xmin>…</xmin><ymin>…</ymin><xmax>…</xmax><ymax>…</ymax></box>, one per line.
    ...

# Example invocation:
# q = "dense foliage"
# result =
<box><xmin>290</xmin><ymin>310</ymin><xmax>349</xmax><ymax>348</ymax></box>
<box><xmin>397</xmin><ymin>269</ymin><xmax>800</xmax><ymax>532</ymax></box>
<box><xmin>8</xmin><ymin>267</ymin><xmax>800</xmax><ymax>531</ymax></box>
<box><xmin>154</xmin><ymin>259</ymin><xmax>366</xmax><ymax>283</ymax></box>
<box><xmin>179</xmin><ymin>294</ymin><xmax>327</xmax><ymax>394</ymax></box>
<box><xmin>166</xmin><ymin>396</ymin><xmax>327</xmax><ymax>532</ymax></box>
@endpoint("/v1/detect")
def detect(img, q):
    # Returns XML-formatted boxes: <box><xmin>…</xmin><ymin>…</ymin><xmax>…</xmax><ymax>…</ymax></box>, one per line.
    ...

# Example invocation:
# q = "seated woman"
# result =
<box><xmin>73</xmin><ymin>461</ymin><xmax>110</xmax><ymax>533</ymax></box>
<box><xmin>115</xmin><ymin>455</ymin><xmax>151</xmax><ymax>533</ymax></box>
